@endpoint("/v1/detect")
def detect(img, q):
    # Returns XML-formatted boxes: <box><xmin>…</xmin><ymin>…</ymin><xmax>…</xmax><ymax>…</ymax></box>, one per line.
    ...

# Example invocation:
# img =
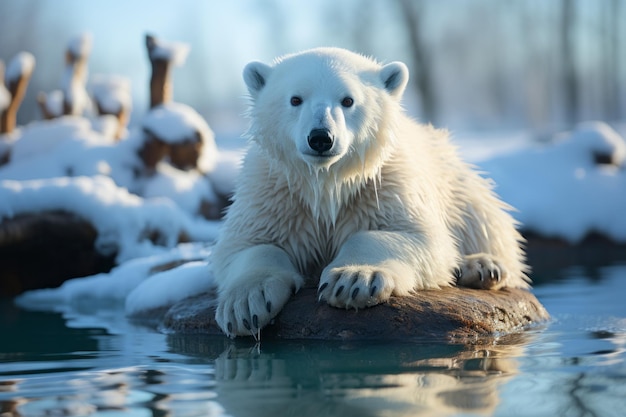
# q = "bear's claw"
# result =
<box><xmin>456</xmin><ymin>253</ymin><xmax>506</xmax><ymax>290</ymax></box>
<box><xmin>216</xmin><ymin>274</ymin><xmax>297</xmax><ymax>338</ymax></box>
<box><xmin>318</xmin><ymin>266</ymin><xmax>394</xmax><ymax>309</ymax></box>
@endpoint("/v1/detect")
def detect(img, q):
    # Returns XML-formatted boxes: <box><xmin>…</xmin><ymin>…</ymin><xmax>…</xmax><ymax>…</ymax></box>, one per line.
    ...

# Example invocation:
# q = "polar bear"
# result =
<box><xmin>213</xmin><ymin>47</ymin><xmax>530</xmax><ymax>337</ymax></box>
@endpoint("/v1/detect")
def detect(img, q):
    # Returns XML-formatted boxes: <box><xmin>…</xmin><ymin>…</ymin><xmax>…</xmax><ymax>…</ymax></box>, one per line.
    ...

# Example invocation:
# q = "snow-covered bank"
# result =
<box><xmin>0</xmin><ymin>175</ymin><xmax>220</xmax><ymax>262</ymax></box>
<box><xmin>15</xmin><ymin>243</ymin><xmax>213</xmax><ymax>317</ymax></box>
<box><xmin>477</xmin><ymin>121</ymin><xmax>626</xmax><ymax>244</ymax></box>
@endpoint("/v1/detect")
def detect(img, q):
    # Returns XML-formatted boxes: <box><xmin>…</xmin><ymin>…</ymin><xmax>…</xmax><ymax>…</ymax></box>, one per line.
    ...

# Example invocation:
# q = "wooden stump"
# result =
<box><xmin>146</xmin><ymin>34</ymin><xmax>173</xmax><ymax>109</ymax></box>
<box><xmin>0</xmin><ymin>53</ymin><xmax>35</xmax><ymax>134</ymax></box>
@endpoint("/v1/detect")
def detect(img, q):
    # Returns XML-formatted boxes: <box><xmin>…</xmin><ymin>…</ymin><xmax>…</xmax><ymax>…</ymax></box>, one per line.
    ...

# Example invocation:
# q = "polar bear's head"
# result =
<box><xmin>243</xmin><ymin>48</ymin><xmax>409</xmax><ymax>177</ymax></box>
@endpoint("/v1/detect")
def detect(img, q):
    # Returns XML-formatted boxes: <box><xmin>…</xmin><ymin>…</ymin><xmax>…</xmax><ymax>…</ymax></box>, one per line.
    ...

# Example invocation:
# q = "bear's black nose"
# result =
<box><xmin>307</xmin><ymin>129</ymin><xmax>334</xmax><ymax>153</ymax></box>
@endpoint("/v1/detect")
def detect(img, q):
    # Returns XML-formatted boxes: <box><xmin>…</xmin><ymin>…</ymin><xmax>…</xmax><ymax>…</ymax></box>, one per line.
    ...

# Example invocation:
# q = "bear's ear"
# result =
<box><xmin>380</xmin><ymin>62</ymin><xmax>409</xmax><ymax>98</ymax></box>
<box><xmin>243</xmin><ymin>61</ymin><xmax>272</xmax><ymax>97</ymax></box>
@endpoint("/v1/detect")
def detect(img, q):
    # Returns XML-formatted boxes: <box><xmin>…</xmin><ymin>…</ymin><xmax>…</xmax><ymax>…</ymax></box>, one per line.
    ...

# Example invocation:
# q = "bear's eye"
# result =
<box><xmin>341</xmin><ymin>97</ymin><xmax>354</xmax><ymax>108</ymax></box>
<box><xmin>290</xmin><ymin>96</ymin><xmax>303</xmax><ymax>107</ymax></box>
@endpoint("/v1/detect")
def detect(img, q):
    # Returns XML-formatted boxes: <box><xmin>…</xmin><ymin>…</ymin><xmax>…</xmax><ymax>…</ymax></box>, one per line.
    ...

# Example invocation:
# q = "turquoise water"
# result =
<box><xmin>1</xmin><ymin>255</ymin><xmax>626</xmax><ymax>416</ymax></box>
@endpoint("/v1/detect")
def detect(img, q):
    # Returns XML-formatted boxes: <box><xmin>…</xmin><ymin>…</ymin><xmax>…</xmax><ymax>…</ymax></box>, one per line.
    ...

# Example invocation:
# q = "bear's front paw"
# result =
<box><xmin>456</xmin><ymin>253</ymin><xmax>507</xmax><ymax>290</ymax></box>
<box><xmin>215</xmin><ymin>274</ymin><xmax>298</xmax><ymax>338</ymax></box>
<box><xmin>318</xmin><ymin>265</ymin><xmax>396</xmax><ymax>309</ymax></box>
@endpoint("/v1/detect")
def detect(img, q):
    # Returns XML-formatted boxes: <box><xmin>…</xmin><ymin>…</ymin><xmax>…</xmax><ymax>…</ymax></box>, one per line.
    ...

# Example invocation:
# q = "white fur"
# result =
<box><xmin>213</xmin><ymin>47</ymin><xmax>530</xmax><ymax>337</ymax></box>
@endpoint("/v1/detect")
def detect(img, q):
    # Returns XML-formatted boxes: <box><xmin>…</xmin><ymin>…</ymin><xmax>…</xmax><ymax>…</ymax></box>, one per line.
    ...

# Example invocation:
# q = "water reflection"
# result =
<box><xmin>168</xmin><ymin>334</ymin><xmax>529</xmax><ymax>417</ymax></box>
<box><xmin>2</xmin><ymin>256</ymin><xmax>626</xmax><ymax>416</ymax></box>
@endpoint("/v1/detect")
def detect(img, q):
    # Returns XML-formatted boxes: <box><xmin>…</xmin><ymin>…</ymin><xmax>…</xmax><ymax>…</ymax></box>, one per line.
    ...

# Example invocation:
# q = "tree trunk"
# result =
<box><xmin>146</xmin><ymin>34</ymin><xmax>173</xmax><ymax>109</ymax></box>
<box><xmin>561</xmin><ymin>0</ymin><xmax>579</xmax><ymax>125</ymax></box>
<box><xmin>397</xmin><ymin>0</ymin><xmax>437</xmax><ymax>124</ymax></box>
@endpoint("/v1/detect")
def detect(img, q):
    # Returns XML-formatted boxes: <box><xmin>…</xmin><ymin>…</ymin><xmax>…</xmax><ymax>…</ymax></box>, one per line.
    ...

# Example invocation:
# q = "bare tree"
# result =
<box><xmin>560</xmin><ymin>0</ymin><xmax>579</xmax><ymax>125</ymax></box>
<box><xmin>397</xmin><ymin>0</ymin><xmax>437</xmax><ymax>124</ymax></box>
<box><xmin>603</xmin><ymin>0</ymin><xmax>621</xmax><ymax>121</ymax></box>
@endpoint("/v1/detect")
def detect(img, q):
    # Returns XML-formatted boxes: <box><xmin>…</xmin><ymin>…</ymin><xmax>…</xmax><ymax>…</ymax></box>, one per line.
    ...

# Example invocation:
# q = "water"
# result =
<box><xmin>1</xmin><ymin>253</ymin><xmax>626</xmax><ymax>417</ymax></box>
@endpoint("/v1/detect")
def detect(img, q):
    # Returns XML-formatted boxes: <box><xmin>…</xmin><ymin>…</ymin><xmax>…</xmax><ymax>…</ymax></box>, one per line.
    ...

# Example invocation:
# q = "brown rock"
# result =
<box><xmin>161</xmin><ymin>286</ymin><xmax>549</xmax><ymax>342</ymax></box>
<box><xmin>0</xmin><ymin>211</ymin><xmax>115</xmax><ymax>297</ymax></box>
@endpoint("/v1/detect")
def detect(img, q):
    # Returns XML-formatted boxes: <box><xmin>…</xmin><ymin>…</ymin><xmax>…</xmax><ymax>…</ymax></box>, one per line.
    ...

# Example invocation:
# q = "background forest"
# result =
<box><xmin>0</xmin><ymin>0</ymin><xmax>623</xmax><ymax>133</ymax></box>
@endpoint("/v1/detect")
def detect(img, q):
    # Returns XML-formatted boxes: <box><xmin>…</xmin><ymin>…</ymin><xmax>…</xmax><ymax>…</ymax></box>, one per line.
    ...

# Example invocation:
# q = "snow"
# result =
<box><xmin>142</xmin><ymin>102</ymin><xmax>218</xmax><ymax>172</ymax></box>
<box><xmin>143</xmin><ymin>162</ymin><xmax>218</xmax><ymax>214</ymax></box>
<box><xmin>0</xmin><ymin>80</ymin><xmax>9</xmax><ymax>112</ymax></box>
<box><xmin>148</xmin><ymin>38</ymin><xmax>190</xmax><ymax>66</ymax></box>
<box><xmin>5</xmin><ymin>52</ymin><xmax>35</xmax><ymax>83</ymax></box>
<box><xmin>0</xmin><ymin>116</ymin><xmax>138</xmax><ymax>190</ymax></box>
<box><xmin>0</xmin><ymin>175</ymin><xmax>220</xmax><ymax>262</ymax></box>
<box><xmin>0</xmin><ymin>113</ymin><xmax>223</xmax><ymax>210</ymax></box>
<box><xmin>61</xmin><ymin>67</ymin><xmax>90</xmax><ymax>116</ymax></box>
<box><xmin>9</xmin><ymin>116</ymin><xmax>111</xmax><ymax>163</ymax></box>
<box><xmin>125</xmin><ymin>260</ymin><xmax>213</xmax><ymax>316</ymax></box>
<box><xmin>89</xmin><ymin>74</ymin><xmax>132</xmax><ymax>115</ymax></box>
<box><xmin>143</xmin><ymin>103</ymin><xmax>211</xmax><ymax>144</ymax></box>
<box><xmin>479</xmin><ymin>121</ymin><xmax>626</xmax><ymax>243</ymax></box>
<box><xmin>39</xmin><ymin>90</ymin><xmax>64</xmax><ymax>118</ymax></box>
<box><xmin>67</xmin><ymin>33</ymin><xmax>92</xmax><ymax>59</ymax></box>
<box><xmin>59</xmin><ymin>34</ymin><xmax>92</xmax><ymax>116</ymax></box>
<box><xmin>16</xmin><ymin>243</ymin><xmax>213</xmax><ymax>313</ymax></box>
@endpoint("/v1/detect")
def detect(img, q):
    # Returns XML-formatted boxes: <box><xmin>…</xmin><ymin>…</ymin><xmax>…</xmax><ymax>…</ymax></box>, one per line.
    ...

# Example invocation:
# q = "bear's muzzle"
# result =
<box><xmin>307</xmin><ymin>128</ymin><xmax>334</xmax><ymax>154</ymax></box>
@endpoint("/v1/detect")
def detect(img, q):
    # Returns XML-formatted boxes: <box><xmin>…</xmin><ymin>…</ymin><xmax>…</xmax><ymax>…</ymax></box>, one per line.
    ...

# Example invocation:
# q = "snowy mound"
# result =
<box><xmin>0</xmin><ymin>116</ymin><xmax>138</xmax><ymax>189</ymax></box>
<box><xmin>481</xmin><ymin>122</ymin><xmax>626</xmax><ymax>243</ymax></box>
<box><xmin>16</xmin><ymin>243</ymin><xmax>214</xmax><ymax>315</ymax></box>
<box><xmin>1</xmin><ymin>113</ymin><xmax>227</xmax><ymax>215</ymax></box>
<box><xmin>90</xmin><ymin>74</ymin><xmax>132</xmax><ymax>115</ymax></box>
<box><xmin>0</xmin><ymin>175</ymin><xmax>220</xmax><ymax>262</ymax></box>
<box><xmin>142</xmin><ymin>102</ymin><xmax>218</xmax><ymax>172</ymax></box>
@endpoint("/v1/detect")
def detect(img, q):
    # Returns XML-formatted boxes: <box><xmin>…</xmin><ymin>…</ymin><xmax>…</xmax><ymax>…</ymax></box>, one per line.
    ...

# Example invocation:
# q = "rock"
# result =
<box><xmin>161</xmin><ymin>286</ymin><xmax>549</xmax><ymax>342</ymax></box>
<box><xmin>0</xmin><ymin>211</ymin><xmax>116</xmax><ymax>297</ymax></box>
